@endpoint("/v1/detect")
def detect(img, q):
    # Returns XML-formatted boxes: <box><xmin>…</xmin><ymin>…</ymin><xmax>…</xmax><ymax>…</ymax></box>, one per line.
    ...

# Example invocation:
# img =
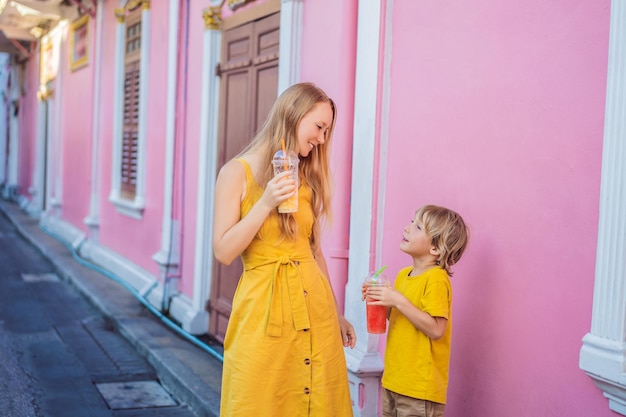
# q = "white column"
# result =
<box><xmin>84</xmin><ymin>0</ymin><xmax>105</xmax><ymax>237</ymax></box>
<box><xmin>190</xmin><ymin>3</ymin><xmax>222</xmax><ymax>334</ymax></box>
<box><xmin>0</xmin><ymin>53</ymin><xmax>9</xmax><ymax>188</ymax></box>
<box><xmin>278</xmin><ymin>0</ymin><xmax>303</xmax><ymax>94</ymax></box>
<box><xmin>48</xmin><ymin>42</ymin><xmax>64</xmax><ymax>216</ymax></box>
<box><xmin>28</xmin><ymin>97</ymin><xmax>47</xmax><ymax>216</ymax></box>
<box><xmin>579</xmin><ymin>1</ymin><xmax>626</xmax><ymax>415</ymax></box>
<box><xmin>152</xmin><ymin>0</ymin><xmax>181</xmax><ymax>279</ymax></box>
<box><xmin>6</xmin><ymin>63</ymin><xmax>20</xmax><ymax>200</ymax></box>
<box><xmin>344</xmin><ymin>1</ymin><xmax>385</xmax><ymax>416</ymax></box>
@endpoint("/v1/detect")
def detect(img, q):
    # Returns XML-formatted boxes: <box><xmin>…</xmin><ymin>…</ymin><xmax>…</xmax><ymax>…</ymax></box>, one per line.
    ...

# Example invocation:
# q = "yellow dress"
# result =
<box><xmin>220</xmin><ymin>159</ymin><xmax>353</xmax><ymax>417</ymax></box>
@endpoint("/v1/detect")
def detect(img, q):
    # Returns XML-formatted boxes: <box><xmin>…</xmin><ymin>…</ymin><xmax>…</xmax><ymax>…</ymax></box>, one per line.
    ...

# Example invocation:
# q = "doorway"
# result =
<box><xmin>207</xmin><ymin>11</ymin><xmax>280</xmax><ymax>342</ymax></box>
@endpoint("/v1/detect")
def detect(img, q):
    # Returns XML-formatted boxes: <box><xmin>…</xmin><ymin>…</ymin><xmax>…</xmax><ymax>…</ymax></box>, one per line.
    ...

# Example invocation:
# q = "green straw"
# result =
<box><xmin>373</xmin><ymin>265</ymin><xmax>387</xmax><ymax>278</ymax></box>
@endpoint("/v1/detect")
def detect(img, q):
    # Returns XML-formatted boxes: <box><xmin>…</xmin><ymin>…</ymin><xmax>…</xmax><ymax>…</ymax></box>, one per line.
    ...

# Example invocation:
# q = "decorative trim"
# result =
<box><xmin>126</xmin><ymin>0</ymin><xmax>149</xmax><ymax>12</ymax></box>
<box><xmin>40</xmin><ymin>215</ymin><xmax>85</xmax><ymax>251</ymax></box>
<box><xmin>222</xmin><ymin>0</ymin><xmax>279</xmax><ymax>31</ymax></box>
<box><xmin>228</xmin><ymin>0</ymin><xmax>254</xmax><ymax>11</ymax></box>
<box><xmin>37</xmin><ymin>85</ymin><xmax>54</xmax><ymax>101</ymax></box>
<box><xmin>203</xmin><ymin>6</ymin><xmax>222</xmax><ymax>30</ymax></box>
<box><xmin>115</xmin><ymin>0</ymin><xmax>150</xmax><ymax>22</ymax></box>
<box><xmin>169</xmin><ymin>293</ymin><xmax>209</xmax><ymax>334</ymax></box>
<box><xmin>108</xmin><ymin>192</ymin><xmax>145</xmax><ymax>219</ymax></box>
<box><xmin>114</xmin><ymin>8</ymin><xmax>126</xmax><ymax>23</ymax></box>
<box><xmin>69</xmin><ymin>14</ymin><xmax>90</xmax><ymax>71</ymax></box>
<box><xmin>40</xmin><ymin>35</ymin><xmax>58</xmax><ymax>86</ymax></box>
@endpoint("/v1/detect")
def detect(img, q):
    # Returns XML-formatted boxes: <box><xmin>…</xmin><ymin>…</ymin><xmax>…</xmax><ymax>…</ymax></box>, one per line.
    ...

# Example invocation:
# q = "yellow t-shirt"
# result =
<box><xmin>381</xmin><ymin>266</ymin><xmax>452</xmax><ymax>404</ymax></box>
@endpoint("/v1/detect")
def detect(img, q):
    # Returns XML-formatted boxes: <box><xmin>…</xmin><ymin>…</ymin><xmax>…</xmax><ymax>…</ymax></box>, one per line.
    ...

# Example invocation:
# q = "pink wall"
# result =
<box><xmin>381</xmin><ymin>1</ymin><xmax>611</xmax><ymax>416</ymax></box>
<box><xmin>60</xmin><ymin>19</ymin><xmax>94</xmax><ymax>232</ymax></box>
<box><xmin>301</xmin><ymin>0</ymin><xmax>358</xmax><ymax>309</ymax></box>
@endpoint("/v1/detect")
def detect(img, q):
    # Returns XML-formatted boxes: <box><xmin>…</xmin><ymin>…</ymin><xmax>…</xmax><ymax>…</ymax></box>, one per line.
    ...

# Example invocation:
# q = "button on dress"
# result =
<box><xmin>219</xmin><ymin>159</ymin><xmax>353</xmax><ymax>417</ymax></box>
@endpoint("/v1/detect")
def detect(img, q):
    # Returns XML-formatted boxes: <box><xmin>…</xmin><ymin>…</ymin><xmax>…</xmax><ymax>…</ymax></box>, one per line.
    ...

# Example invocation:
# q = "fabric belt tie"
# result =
<box><xmin>246</xmin><ymin>255</ymin><xmax>311</xmax><ymax>337</ymax></box>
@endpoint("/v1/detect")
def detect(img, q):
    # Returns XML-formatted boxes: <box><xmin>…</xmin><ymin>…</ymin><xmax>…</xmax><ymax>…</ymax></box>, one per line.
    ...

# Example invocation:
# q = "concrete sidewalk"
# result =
<box><xmin>0</xmin><ymin>201</ymin><xmax>222</xmax><ymax>417</ymax></box>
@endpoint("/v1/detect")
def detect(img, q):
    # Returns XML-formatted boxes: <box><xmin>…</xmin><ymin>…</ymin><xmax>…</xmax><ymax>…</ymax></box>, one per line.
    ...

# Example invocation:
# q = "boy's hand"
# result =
<box><xmin>360</xmin><ymin>283</ymin><xmax>369</xmax><ymax>301</ymax></box>
<box><xmin>366</xmin><ymin>285</ymin><xmax>401</xmax><ymax>308</ymax></box>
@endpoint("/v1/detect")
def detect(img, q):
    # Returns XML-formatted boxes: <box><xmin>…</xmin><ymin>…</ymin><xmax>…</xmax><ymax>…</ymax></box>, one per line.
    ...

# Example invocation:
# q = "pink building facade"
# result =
<box><xmin>0</xmin><ymin>0</ymin><xmax>622</xmax><ymax>416</ymax></box>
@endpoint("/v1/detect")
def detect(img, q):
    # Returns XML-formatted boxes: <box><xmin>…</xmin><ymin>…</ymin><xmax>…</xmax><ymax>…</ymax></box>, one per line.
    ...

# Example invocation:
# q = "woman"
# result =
<box><xmin>213</xmin><ymin>82</ymin><xmax>355</xmax><ymax>416</ymax></box>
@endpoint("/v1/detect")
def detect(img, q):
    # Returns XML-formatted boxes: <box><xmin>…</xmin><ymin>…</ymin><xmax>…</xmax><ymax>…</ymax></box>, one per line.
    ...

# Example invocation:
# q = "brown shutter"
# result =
<box><xmin>121</xmin><ymin>15</ymin><xmax>142</xmax><ymax>199</ymax></box>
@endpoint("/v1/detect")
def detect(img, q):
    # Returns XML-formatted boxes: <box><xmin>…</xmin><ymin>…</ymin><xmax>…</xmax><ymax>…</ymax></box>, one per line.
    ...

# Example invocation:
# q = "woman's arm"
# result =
<box><xmin>314</xmin><ymin>246</ymin><xmax>356</xmax><ymax>349</ymax></box>
<box><xmin>212</xmin><ymin>159</ymin><xmax>296</xmax><ymax>265</ymax></box>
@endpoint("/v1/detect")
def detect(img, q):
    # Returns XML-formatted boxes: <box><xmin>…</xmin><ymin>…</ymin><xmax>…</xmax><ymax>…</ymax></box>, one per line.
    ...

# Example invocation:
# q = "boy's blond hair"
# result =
<box><xmin>416</xmin><ymin>205</ymin><xmax>469</xmax><ymax>276</ymax></box>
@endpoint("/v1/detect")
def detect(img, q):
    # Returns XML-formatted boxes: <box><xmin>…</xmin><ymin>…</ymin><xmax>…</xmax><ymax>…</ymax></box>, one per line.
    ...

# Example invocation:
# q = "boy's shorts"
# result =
<box><xmin>382</xmin><ymin>388</ymin><xmax>445</xmax><ymax>417</ymax></box>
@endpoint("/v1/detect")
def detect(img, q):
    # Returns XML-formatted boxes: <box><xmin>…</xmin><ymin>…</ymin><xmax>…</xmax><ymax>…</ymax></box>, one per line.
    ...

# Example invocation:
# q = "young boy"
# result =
<box><xmin>365</xmin><ymin>204</ymin><xmax>469</xmax><ymax>417</ymax></box>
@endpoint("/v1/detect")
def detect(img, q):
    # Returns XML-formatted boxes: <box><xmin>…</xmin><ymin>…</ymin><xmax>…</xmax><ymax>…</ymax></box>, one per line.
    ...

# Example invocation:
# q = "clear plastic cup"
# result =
<box><xmin>272</xmin><ymin>150</ymin><xmax>299</xmax><ymax>213</ymax></box>
<box><xmin>364</xmin><ymin>271</ymin><xmax>390</xmax><ymax>334</ymax></box>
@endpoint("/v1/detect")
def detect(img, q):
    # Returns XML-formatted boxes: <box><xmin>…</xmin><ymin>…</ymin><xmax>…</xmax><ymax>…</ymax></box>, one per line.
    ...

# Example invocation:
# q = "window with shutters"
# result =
<box><xmin>109</xmin><ymin>2</ymin><xmax>150</xmax><ymax>219</ymax></box>
<box><xmin>122</xmin><ymin>15</ymin><xmax>141</xmax><ymax>200</ymax></box>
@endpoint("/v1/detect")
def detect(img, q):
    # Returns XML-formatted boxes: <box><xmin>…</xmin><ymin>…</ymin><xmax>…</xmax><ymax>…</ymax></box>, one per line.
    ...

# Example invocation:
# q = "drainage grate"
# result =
<box><xmin>21</xmin><ymin>273</ymin><xmax>60</xmax><ymax>283</ymax></box>
<box><xmin>95</xmin><ymin>380</ymin><xmax>178</xmax><ymax>410</ymax></box>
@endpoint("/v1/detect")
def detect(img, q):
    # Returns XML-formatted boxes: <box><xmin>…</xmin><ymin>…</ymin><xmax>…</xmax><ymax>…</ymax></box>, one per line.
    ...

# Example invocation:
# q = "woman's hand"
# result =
<box><xmin>338</xmin><ymin>314</ymin><xmax>356</xmax><ymax>349</ymax></box>
<box><xmin>258</xmin><ymin>170</ymin><xmax>297</xmax><ymax>210</ymax></box>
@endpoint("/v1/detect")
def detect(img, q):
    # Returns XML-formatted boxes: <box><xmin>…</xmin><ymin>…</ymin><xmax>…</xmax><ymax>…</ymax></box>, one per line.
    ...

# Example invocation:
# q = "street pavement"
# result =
<box><xmin>0</xmin><ymin>201</ymin><xmax>222</xmax><ymax>417</ymax></box>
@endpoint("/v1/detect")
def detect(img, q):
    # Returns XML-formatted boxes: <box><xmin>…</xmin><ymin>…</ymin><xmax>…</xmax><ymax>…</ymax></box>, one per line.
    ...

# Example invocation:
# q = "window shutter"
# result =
<box><xmin>121</xmin><ymin>17</ymin><xmax>141</xmax><ymax>199</ymax></box>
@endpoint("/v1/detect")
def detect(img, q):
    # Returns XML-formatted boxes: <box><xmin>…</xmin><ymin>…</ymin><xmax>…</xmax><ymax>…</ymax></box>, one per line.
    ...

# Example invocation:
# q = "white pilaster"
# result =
<box><xmin>84</xmin><ymin>0</ymin><xmax>105</xmax><ymax>237</ymax></box>
<box><xmin>191</xmin><ymin>2</ymin><xmax>223</xmax><ymax>335</ymax></box>
<box><xmin>580</xmin><ymin>1</ymin><xmax>626</xmax><ymax>414</ymax></box>
<box><xmin>0</xmin><ymin>54</ymin><xmax>9</xmax><ymax>188</ymax></box>
<box><xmin>345</xmin><ymin>1</ymin><xmax>385</xmax><ymax>416</ymax></box>
<box><xmin>278</xmin><ymin>0</ymin><xmax>303</xmax><ymax>94</ymax></box>
<box><xmin>28</xmin><ymin>96</ymin><xmax>47</xmax><ymax>217</ymax></box>
<box><xmin>6</xmin><ymin>61</ymin><xmax>21</xmax><ymax>201</ymax></box>
<box><xmin>152</xmin><ymin>0</ymin><xmax>181</xmax><ymax>275</ymax></box>
<box><xmin>48</xmin><ymin>28</ymin><xmax>64</xmax><ymax>217</ymax></box>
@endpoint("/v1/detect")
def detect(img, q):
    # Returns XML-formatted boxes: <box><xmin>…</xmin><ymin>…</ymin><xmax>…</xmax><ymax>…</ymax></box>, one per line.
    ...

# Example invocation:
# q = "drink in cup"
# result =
<box><xmin>272</xmin><ymin>149</ymin><xmax>299</xmax><ymax>213</ymax></box>
<box><xmin>364</xmin><ymin>271</ymin><xmax>389</xmax><ymax>334</ymax></box>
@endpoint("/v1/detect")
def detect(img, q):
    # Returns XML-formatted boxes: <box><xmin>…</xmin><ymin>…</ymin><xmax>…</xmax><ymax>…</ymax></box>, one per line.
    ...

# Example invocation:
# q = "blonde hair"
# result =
<box><xmin>416</xmin><ymin>205</ymin><xmax>469</xmax><ymax>276</ymax></box>
<box><xmin>240</xmin><ymin>82</ymin><xmax>336</xmax><ymax>250</ymax></box>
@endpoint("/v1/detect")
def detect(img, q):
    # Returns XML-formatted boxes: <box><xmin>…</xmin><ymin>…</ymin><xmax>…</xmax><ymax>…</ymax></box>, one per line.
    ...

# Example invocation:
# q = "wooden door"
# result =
<box><xmin>208</xmin><ymin>12</ymin><xmax>280</xmax><ymax>342</ymax></box>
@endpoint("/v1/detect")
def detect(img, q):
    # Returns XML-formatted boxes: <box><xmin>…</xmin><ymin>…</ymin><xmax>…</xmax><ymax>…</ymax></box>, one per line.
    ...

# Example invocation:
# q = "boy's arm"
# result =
<box><xmin>366</xmin><ymin>286</ymin><xmax>448</xmax><ymax>340</ymax></box>
<box><xmin>393</xmin><ymin>293</ymin><xmax>447</xmax><ymax>340</ymax></box>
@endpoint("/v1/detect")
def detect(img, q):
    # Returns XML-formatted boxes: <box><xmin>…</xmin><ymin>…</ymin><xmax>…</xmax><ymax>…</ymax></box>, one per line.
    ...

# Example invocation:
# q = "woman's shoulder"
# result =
<box><xmin>229</xmin><ymin>152</ymin><xmax>265</xmax><ymax>171</ymax></box>
<box><xmin>218</xmin><ymin>158</ymin><xmax>246</xmax><ymax>179</ymax></box>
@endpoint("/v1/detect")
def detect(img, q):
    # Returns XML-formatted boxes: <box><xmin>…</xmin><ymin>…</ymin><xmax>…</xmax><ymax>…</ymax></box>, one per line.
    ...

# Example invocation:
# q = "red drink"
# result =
<box><xmin>366</xmin><ymin>302</ymin><xmax>387</xmax><ymax>334</ymax></box>
<box><xmin>363</xmin><ymin>269</ymin><xmax>390</xmax><ymax>334</ymax></box>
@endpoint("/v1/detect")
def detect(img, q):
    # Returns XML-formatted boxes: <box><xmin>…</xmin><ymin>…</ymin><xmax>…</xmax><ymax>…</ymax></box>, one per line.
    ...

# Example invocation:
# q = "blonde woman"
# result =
<box><xmin>213</xmin><ymin>82</ymin><xmax>355</xmax><ymax>416</ymax></box>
